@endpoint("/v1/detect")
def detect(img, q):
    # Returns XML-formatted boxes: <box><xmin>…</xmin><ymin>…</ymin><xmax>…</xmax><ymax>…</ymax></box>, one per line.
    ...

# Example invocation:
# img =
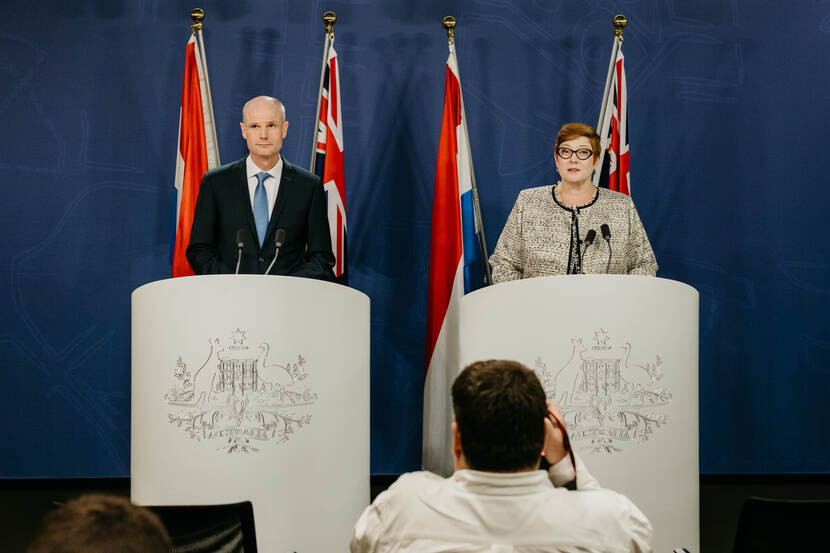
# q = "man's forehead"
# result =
<box><xmin>243</xmin><ymin>99</ymin><xmax>284</xmax><ymax>122</ymax></box>
<box><xmin>244</xmin><ymin>113</ymin><xmax>283</xmax><ymax>124</ymax></box>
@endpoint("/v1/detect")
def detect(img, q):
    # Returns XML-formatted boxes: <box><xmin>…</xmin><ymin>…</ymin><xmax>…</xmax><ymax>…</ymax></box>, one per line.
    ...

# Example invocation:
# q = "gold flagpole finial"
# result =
<box><xmin>443</xmin><ymin>16</ymin><xmax>456</xmax><ymax>44</ymax></box>
<box><xmin>323</xmin><ymin>11</ymin><xmax>337</xmax><ymax>35</ymax></box>
<box><xmin>613</xmin><ymin>14</ymin><xmax>627</xmax><ymax>38</ymax></box>
<box><xmin>190</xmin><ymin>8</ymin><xmax>205</xmax><ymax>31</ymax></box>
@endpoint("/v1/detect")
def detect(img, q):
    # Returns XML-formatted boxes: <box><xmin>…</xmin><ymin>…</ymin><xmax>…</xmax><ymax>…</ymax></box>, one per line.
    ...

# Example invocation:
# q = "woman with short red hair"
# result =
<box><xmin>490</xmin><ymin>122</ymin><xmax>657</xmax><ymax>280</ymax></box>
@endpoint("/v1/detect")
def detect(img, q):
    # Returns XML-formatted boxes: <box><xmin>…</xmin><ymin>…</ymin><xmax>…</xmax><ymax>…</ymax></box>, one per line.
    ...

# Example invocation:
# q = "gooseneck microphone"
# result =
<box><xmin>580</xmin><ymin>229</ymin><xmax>597</xmax><ymax>274</ymax></box>
<box><xmin>600</xmin><ymin>224</ymin><xmax>612</xmax><ymax>273</ymax></box>
<box><xmin>264</xmin><ymin>229</ymin><xmax>286</xmax><ymax>275</ymax></box>
<box><xmin>234</xmin><ymin>229</ymin><xmax>246</xmax><ymax>275</ymax></box>
<box><xmin>584</xmin><ymin>229</ymin><xmax>597</xmax><ymax>247</ymax></box>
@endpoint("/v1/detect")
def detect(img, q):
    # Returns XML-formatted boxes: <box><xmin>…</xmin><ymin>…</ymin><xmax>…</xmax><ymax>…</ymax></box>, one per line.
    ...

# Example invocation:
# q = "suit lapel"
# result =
<box><xmin>234</xmin><ymin>160</ymin><xmax>260</xmax><ymax>251</ymax></box>
<box><xmin>267</xmin><ymin>159</ymin><xmax>293</xmax><ymax>241</ymax></box>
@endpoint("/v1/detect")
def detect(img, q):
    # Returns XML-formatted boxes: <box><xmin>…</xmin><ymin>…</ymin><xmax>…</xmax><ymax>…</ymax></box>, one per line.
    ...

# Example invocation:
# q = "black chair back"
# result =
<box><xmin>732</xmin><ymin>496</ymin><xmax>830</xmax><ymax>552</ymax></box>
<box><xmin>148</xmin><ymin>501</ymin><xmax>257</xmax><ymax>553</ymax></box>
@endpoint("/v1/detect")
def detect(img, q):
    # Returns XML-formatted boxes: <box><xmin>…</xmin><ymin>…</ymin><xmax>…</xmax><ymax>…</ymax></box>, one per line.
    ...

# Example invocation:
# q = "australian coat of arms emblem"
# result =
<box><xmin>535</xmin><ymin>328</ymin><xmax>672</xmax><ymax>454</ymax></box>
<box><xmin>165</xmin><ymin>328</ymin><xmax>317</xmax><ymax>453</ymax></box>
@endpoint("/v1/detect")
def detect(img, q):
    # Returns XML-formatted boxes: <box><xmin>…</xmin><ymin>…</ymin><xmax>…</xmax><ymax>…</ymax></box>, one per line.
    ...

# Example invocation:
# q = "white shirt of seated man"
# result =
<box><xmin>350</xmin><ymin>400</ymin><xmax>653</xmax><ymax>553</ymax></box>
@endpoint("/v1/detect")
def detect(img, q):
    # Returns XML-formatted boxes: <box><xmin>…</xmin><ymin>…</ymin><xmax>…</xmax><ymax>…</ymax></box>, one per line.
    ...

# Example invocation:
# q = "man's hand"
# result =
<box><xmin>542</xmin><ymin>400</ymin><xmax>569</xmax><ymax>464</ymax></box>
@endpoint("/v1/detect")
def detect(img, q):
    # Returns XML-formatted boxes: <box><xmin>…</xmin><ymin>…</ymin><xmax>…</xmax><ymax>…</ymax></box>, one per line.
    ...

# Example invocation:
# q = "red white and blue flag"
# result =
<box><xmin>171</xmin><ymin>31</ymin><xmax>219</xmax><ymax>277</ymax></box>
<box><xmin>422</xmin><ymin>44</ymin><xmax>480</xmax><ymax>476</ymax></box>
<box><xmin>596</xmin><ymin>43</ymin><xmax>630</xmax><ymax>195</ymax></box>
<box><xmin>314</xmin><ymin>42</ymin><xmax>347</xmax><ymax>282</ymax></box>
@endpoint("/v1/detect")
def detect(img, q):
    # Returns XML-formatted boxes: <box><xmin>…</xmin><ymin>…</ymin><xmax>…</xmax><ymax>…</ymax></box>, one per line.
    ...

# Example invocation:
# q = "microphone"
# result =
<box><xmin>580</xmin><ymin>229</ymin><xmax>596</xmax><ymax>274</ymax></box>
<box><xmin>264</xmin><ymin>229</ymin><xmax>286</xmax><ymax>275</ymax></box>
<box><xmin>600</xmin><ymin>224</ymin><xmax>611</xmax><ymax>241</ymax></box>
<box><xmin>600</xmin><ymin>224</ymin><xmax>612</xmax><ymax>273</ymax></box>
<box><xmin>584</xmin><ymin>229</ymin><xmax>597</xmax><ymax>247</ymax></box>
<box><xmin>234</xmin><ymin>229</ymin><xmax>246</xmax><ymax>275</ymax></box>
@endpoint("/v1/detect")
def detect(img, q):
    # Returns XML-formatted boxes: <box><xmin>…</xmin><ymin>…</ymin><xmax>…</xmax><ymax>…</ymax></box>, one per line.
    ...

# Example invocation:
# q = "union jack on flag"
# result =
<box><xmin>597</xmin><ymin>43</ymin><xmax>630</xmax><ymax>195</ymax></box>
<box><xmin>314</xmin><ymin>42</ymin><xmax>347</xmax><ymax>281</ymax></box>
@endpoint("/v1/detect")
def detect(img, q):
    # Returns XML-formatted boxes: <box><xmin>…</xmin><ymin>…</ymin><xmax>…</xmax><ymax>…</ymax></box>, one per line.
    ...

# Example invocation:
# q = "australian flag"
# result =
<box><xmin>597</xmin><ymin>43</ymin><xmax>630</xmax><ymax>195</ymax></box>
<box><xmin>314</xmin><ymin>42</ymin><xmax>348</xmax><ymax>282</ymax></box>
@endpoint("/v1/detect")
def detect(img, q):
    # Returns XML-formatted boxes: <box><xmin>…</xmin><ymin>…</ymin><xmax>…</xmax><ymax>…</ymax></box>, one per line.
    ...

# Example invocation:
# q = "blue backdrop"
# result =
<box><xmin>1</xmin><ymin>0</ymin><xmax>828</xmax><ymax>477</ymax></box>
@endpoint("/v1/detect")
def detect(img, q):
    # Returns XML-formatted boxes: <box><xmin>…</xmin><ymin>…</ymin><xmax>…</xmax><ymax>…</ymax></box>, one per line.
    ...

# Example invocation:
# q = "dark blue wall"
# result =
<box><xmin>1</xmin><ymin>0</ymin><xmax>828</xmax><ymax>477</ymax></box>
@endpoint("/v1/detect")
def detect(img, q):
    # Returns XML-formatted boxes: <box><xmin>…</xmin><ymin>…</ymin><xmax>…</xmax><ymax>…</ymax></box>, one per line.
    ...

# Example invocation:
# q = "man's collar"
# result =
<box><xmin>451</xmin><ymin>468</ymin><xmax>552</xmax><ymax>496</ymax></box>
<box><xmin>246</xmin><ymin>155</ymin><xmax>283</xmax><ymax>178</ymax></box>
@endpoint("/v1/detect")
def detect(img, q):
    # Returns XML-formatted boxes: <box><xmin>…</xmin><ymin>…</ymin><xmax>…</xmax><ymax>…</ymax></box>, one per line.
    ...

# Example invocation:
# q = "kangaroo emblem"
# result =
<box><xmin>169</xmin><ymin>338</ymin><xmax>222</xmax><ymax>406</ymax></box>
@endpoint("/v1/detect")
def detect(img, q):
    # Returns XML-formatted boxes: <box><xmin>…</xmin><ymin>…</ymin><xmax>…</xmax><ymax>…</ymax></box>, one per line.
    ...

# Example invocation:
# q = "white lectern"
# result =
<box><xmin>131</xmin><ymin>275</ymin><xmax>370</xmax><ymax>552</ymax></box>
<box><xmin>461</xmin><ymin>275</ymin><xmax>699</xmax><ymax>553</ymax></box>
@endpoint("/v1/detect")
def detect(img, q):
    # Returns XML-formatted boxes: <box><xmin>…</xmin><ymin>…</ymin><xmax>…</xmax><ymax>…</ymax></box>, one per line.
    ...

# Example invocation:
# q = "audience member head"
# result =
<box><xmin>451</xmin><ymin>359</ymin><xmax>547</xmax><ymax>472</ymax></box>
<box><xmin>27</xmin><ymin>494</ymin><xmax>171</xmax><ymax>553</ymax></box>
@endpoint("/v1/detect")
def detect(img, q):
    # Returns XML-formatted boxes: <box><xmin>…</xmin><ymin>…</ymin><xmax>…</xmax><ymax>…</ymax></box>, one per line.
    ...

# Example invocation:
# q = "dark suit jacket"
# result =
<box><xmin>186</xmin><ymin>157</ymin><xmax>335</xmax><ymax>280</ymax></box>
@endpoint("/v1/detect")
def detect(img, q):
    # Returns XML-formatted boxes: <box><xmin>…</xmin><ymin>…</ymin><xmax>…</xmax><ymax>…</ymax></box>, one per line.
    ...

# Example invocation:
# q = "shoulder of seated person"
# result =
<box><xmin>373</xmin><ymin>471</ymin><xmax>445</xmax><ymax>502</ymax></box>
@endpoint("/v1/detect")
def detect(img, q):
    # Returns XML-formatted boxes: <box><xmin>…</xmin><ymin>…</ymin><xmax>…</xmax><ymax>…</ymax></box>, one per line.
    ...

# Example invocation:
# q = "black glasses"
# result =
<box><xmin>557</xmin><ymin>147</ymin><xmax>593</xmax><ymax>160</ymax></box>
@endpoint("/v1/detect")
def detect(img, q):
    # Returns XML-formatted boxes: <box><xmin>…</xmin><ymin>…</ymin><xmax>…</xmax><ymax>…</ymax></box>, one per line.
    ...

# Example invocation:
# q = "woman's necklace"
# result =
<box><xmin>554</xmin><ymin>181</ymin><xmax>596</xmax><ymax>208</ymax></box>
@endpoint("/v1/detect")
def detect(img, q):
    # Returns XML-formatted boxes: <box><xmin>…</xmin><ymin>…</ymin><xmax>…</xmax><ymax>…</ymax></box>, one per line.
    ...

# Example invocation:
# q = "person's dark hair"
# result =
<box><xmin>27</xmin><ymin>494</ymin><xmax>171</xmax><ymax>553</ymax></box>
<box><xmin>451</xmin><ymin>359</ymin><xmax>547</xmax><ymax>471</ymax></box>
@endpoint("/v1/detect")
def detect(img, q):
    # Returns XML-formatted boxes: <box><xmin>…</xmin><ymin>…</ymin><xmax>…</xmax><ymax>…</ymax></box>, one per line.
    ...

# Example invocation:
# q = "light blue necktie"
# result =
<box><xmin>253</xmin><ymin>172</ymin><xmax>270</xmax><ymax>247</ymax></box>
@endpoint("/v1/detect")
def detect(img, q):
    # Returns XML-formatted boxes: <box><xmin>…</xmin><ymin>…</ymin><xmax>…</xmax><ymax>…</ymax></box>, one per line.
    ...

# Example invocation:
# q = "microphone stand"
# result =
<box><xmin>580</xmin><ymin>230</ymin><xmax>596</xmax><ymax>274</ymax></box>
<box><xmin>234</xmin><ymin>230</ymin><xmax>245</xmax><ymax>275</ymax></box>
<box><xmin>601</xmin><ymin>224</ymin><xmax>612</xmax><ymax>274</ymax></box>
<box><xmin>264</xmin><ymin>229</ymin><xmax>286</xmax><ymax>275</ymax></box>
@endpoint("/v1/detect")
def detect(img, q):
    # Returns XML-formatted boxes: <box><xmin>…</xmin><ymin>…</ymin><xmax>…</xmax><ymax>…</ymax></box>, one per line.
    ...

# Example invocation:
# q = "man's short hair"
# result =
<box><xmin>451</xmin><ymin>359</ymin><xmax>547</xmax><ymax>472</ymax></box>
<box><xmin>241</xmin><ymin>95</ymin><xmax>286</xmax><ymax>123</ymax></box>
<box><xmin>27</xmin><ymin>494</ymin><xmax>171</xmax><ymax>553</ymax></box>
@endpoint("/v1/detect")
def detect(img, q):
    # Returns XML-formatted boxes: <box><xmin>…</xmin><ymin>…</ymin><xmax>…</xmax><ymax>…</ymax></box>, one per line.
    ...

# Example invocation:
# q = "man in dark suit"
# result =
<box><xmin>187</xmin><ymin>96</ymin><xmax>335</xmax><ymax>280</ymax></box>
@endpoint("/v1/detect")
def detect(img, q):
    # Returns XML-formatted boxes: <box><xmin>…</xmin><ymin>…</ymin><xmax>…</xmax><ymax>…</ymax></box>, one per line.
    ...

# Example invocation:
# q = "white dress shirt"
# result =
<box><xmin>350</xmin><ymin>454</ymin><xmax>652</xmax><ymax>553</ymax></box>
<box><xmin>245</xmin><ymin>155</ymin><xmax>283</xmax><ymax>221</ymax></box>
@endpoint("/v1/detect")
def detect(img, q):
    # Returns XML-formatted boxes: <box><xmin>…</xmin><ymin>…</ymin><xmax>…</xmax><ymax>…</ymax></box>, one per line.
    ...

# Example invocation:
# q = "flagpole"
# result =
<box><xmin>191</xmin><ymin>8</ymin><xmax>220</xmax><ymax>166</ymax></box>
<box><xmin>443</xmin><ymin>16</ymin><xmax>492</xmax><ymax>286</ymax></box>
<box><xmin>596</xmin><ymin>15</ymin><xmax>626</xmax><ymax>132</ymax></box>
<box><xmin>310</xmin><ymin>11</ymin><xmax>336</xmax><ymax>172</ymax></box>
<box><xmin>593</xmin><ymin>14</ymin><xmax>626</xmax><ymax>187</ymax></box>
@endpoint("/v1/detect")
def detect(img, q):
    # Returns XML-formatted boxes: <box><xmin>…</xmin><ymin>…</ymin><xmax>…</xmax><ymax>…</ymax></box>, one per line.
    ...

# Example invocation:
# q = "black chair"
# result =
<box><xmin>732</xmin><ymin>496</ymin><xmax>830</xmax><ymax>552</ymax></box>
<box><xmin>148</xmin><ymin>501</ymin><xmax>257</xmax><ymax>553</ymax></box>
